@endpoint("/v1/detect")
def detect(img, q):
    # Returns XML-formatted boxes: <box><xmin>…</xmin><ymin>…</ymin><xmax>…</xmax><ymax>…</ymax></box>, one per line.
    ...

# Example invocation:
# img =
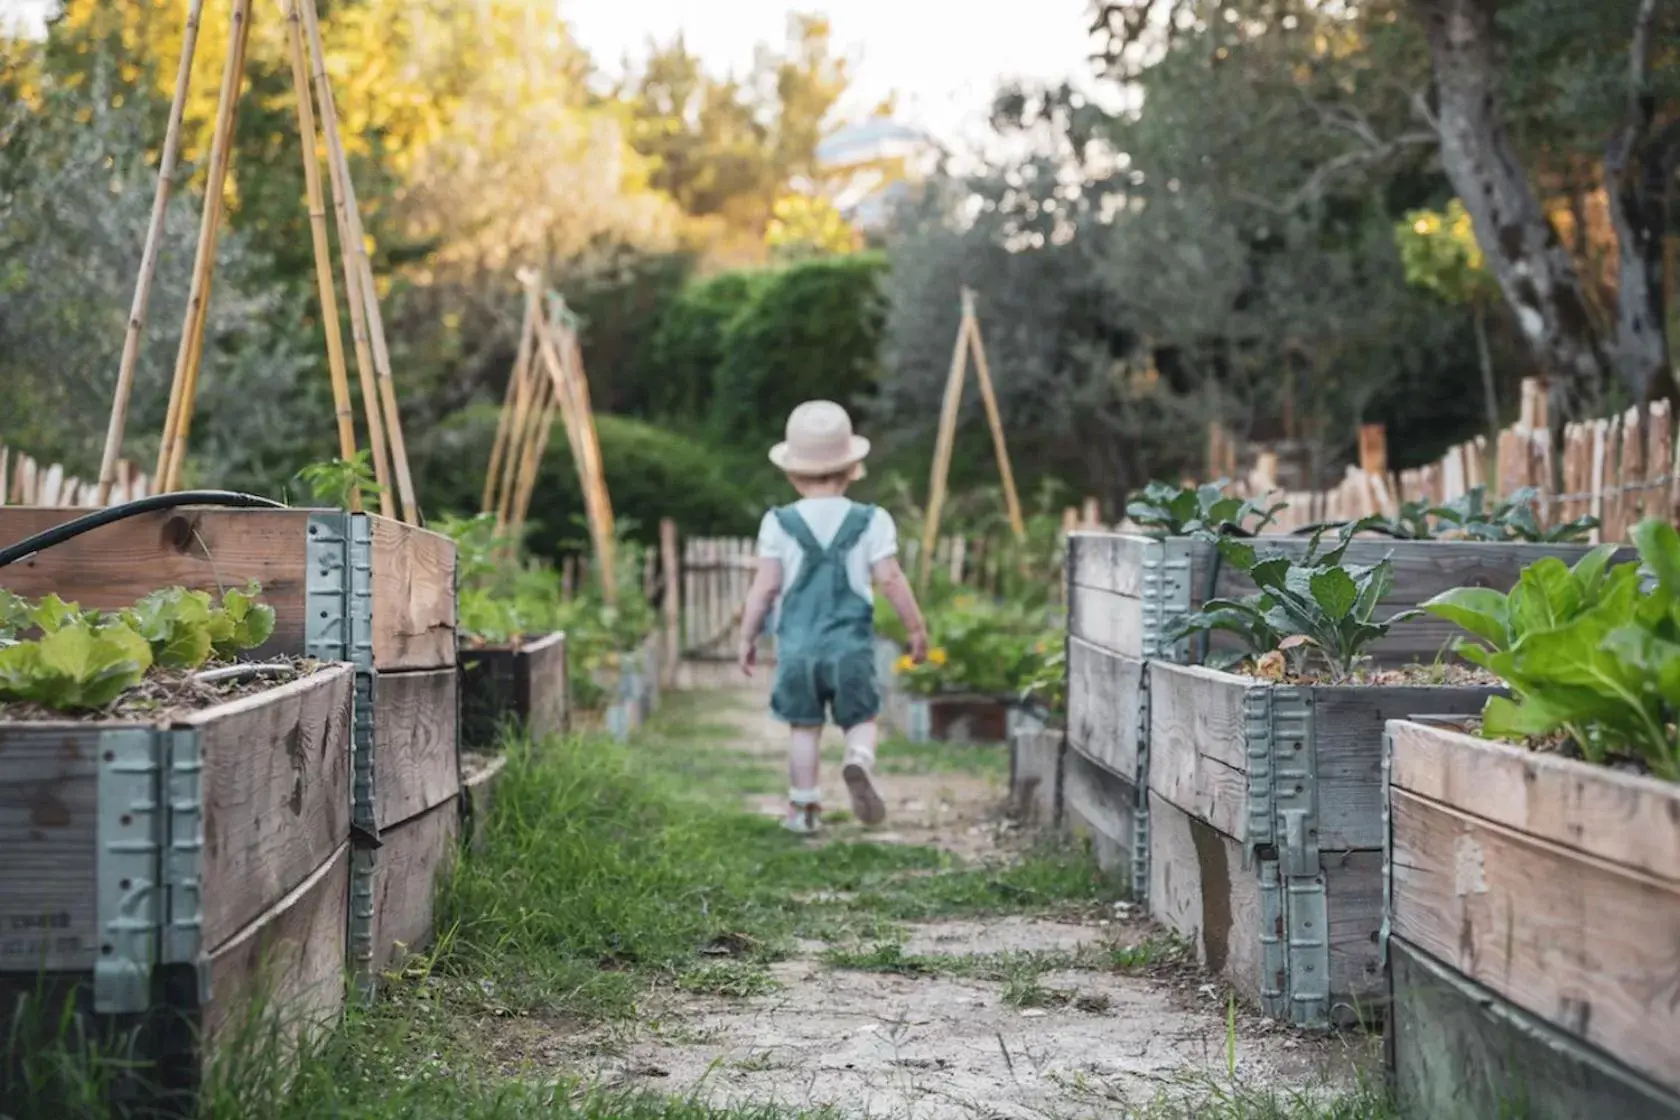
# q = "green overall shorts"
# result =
<box><xmin>769</xmin><ymin>503</ymin><xmax>880</xmax><ymax>729</ymax></box>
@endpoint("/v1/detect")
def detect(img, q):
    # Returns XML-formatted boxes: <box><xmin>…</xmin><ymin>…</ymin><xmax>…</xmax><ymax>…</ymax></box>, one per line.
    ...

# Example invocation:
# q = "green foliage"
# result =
<box><xmin>709</xmin><ymin>253</ymin><xmax>888</xmax><ymax>444</ymax></box>
<box><xmin>1170</xmin><ymin>523</ymin><xmax>1422</xmax><ymax>681</ymax></box>
<box><xmin>1382</xmin><ymin>485</ymin><xmax>1598</xmax><ymax>543</ymax></box>
<box><xmin>887</xmin><ymin>592</ymin><xmax>1063</xmax><ymax>705</ymax></box>
<box><xmin>1125</xmin><ymin>480</ymin><xmax>1285</xmax><ymax>538</ymax></box>
<box><xmin>294</xmin><ymin>451</ymin><xmax>384</xmax><ymax>511</ymax></box>
<box><xmin>124</xmin><ymin>582</ymin><xmax>276</xmax><ymax>670</ymax></box>
<box><xmin>0</xmin><ymin>588</ymin><xmax>30</xmax><ymax>637</ymax></box>
<box><xmin>1395</xmin><ymin>200</ymin><xmax>1498</xmax><ymax>308</ymax></box>
<box><xmin>0</xmin><ymin>617</ymin><xmax>153</xmax><ymax>710</ymax></box>
<box><xmin>1424</xmin><ymin>522</ymin><xmax>1680</xmax><ymax>777</ymax></box>
<box><xmin>643</xmin><ymin>268</ymin><xmax>763</xmax><ymax>421</ymax></box>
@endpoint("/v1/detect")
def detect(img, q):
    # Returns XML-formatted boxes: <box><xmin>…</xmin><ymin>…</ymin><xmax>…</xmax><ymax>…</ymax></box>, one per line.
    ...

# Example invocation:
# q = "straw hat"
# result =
<box><xmin>769</xmin><ymin>401</ymin><xmax>871</xmax><ymax>477</ymax></box>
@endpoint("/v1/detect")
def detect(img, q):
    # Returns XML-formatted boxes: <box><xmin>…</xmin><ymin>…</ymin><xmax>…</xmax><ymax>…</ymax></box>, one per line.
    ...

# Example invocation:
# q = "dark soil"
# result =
<box><xmin>0</xmin><ymin>658</ymin><xmax>320</xmax><ymax>724</ymax></box>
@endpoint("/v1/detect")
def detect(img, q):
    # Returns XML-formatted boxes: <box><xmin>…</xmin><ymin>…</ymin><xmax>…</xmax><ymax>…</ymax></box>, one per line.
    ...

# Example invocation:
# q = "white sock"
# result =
<box><xmin>788</xmin><ymin>726</ymin><xmax>821</xmax><ymax>792</ymax></box>
<box><xmin>843</xmin><ymin>720</ymin><xmax>878</xmax><ymax>768</ymax></box>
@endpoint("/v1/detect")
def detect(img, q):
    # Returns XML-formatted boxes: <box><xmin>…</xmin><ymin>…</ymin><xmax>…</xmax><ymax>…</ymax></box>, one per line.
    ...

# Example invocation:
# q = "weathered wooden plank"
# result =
<box><xmin>1389</xmin><ymin>786</ymin><xmax>1680</xmax><ymax>1094</ymax></box>
<box><xmin>1066</xmin><ymin>639</ymin><xmax>1141</xmax><ymax>778</ymax></box>
<box><xmin>370</xmin><ymin>515</ymin><xmax>457</xmax><ymax>671</ymax></box>
<box><xmin>0</xmin><ymin>724</ymin><xmax>102</xmax><ymax>972</ymax></box>
<box><xmin>1389</xmin><ymin>937</ymin><xmax>1680</xmax><ymax>1120</ymax></box>
<box><xmin>205</xmin><ymin>842</ymin><xmax>348</xmax><ymax>1045</ymax></box>
<box><xmin>192</xmin><ymin>665</ymin><xmax>353</xmax><ymax>953</ymax></box>
<box><xmin>1147</xmin><ymin>662</ymin><xmax>1250</xmax><ymax>839</ymax></box>
<box><xmin>1009</xmin><ymin>728</ymin><xmax>1061</xmax><ymax>827</ymax></box>
<box><xmin>1067</xmin><ymin>584</ymin><xmax>1143</xmax><ymax>657</ymax></box>
<box><xmin>1389</xmin><ymin>720</ymin><xmax>1680</xmax><ymax>882</ymax></box>
<box><xmin>461</xmin><ymin>753</ymin><xmax>509</xmax><ymax>852</ymax></box>
<box><xmin>1147</xmin><ymin>791</ymin><xmax>1261</xmax><ymax>1006</ymax></box>
<box><xmin>1309</xmin><ymin>684</ymin><xmax>1496</xmax><ymax>851</ymax></box>
<box><xmin>373</xmin><ymin>667</ymin><xmax>460</xmax><ymax>831</ymax></box>
<box><xmin>1323</xmin><ymin>849</ymin><xmax>1383</xmax><ymax>1021</ymax></box>
<box><xmin>0</xmin><ymin>508</ymin><xmax>309</xmax><ymax>661</ymax></box>
<box><xmin>370</xmin><ymin>794</ymin><xmax>461</xmax><ymax>971</ymax></box>
<box><xmin>1061</xmin><ymin>749</ymin><xmax>1134</xmax><ymax>887</ymax></box>
<box><xmin>1066</xmin><ymin>532</ymin><xmax>1151</xmax><ymax>596</ymax></box>
<box><xmin>519</xmin><ymin>631</ymin><xmax>569</xmax><ymax>742</ymax></box>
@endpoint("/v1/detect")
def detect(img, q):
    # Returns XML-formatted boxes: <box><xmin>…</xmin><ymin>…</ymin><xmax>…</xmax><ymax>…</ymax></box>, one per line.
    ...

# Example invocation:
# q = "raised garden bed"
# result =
<box><xmin>0</xmin><ymin>662</ymin><xmax>353</xmax><ymax>1110</ymax></box>
<box><xmin>0</xmin><ymin>506</ymin><xmax>460</xmax><ymax>991</ymax></box>
<box><xmin>459</xmin><ymin>631</ymin><xmax>569</xmax><ymax>749</ymax></box>
<box><xmin>902</xmin><ymin>693</ymin><xmax>1009</xmax><ymax>744</ymax></box>
<box><xmin>460</xmin><ymin>752</ymin><xmax>511</xmax><ymax>853</ymax></box>
<box><xmin>1384</xmin><ymin>719</ymin><xmax>1680</xmax><ymax>1118</ymax></box>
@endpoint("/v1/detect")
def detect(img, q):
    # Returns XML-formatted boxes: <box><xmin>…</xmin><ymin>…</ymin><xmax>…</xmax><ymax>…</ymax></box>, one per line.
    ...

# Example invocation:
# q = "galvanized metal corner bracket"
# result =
<box><xmin>1138</xmin><ymin>537</ymin><xmax>1194</xmax><ymax>663</ymax></box>
<box><xmin>161</xmin><ymin>728</ymin><xmax>208</xmax><ymax>1005</ymax></box>
<box><xmin>95</xmin><ymin>729</ymin><xmax>164</xmax><ymax>1014</ymax></box>
<box><xmin>1130</xmin><ymin>661</ymin><xmax>1151</xmax><ymax>906</ymax></box>
<box><xmin>1272</xmin><ymin>687</ymin><xmax>1329</xmax><ymax>1028</ymax></box>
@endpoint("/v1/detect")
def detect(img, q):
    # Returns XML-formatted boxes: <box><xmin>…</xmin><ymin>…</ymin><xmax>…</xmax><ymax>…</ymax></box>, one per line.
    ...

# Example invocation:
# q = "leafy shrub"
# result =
<box><xmin>1168</xmin><ymin>523</ymin><xmax>1420</xmax><ymax>681</ymax></box>
<box><xmin>889</xmin><ymin>593</ymin><xmax>1062</xmax><ymax>705</ymax></box>
<box><xmin>644</xmin><ymin>268</ymin><xmax>763</xmax><ymax>421</ymax></box>
<box><xmin>1423</xmin><ymin>520</ymin><xmax>1680</xmax><ymax>778</ymax></box>
<box><xmin>293</xmin><ymin>451</ymin><xmax>384</xmax><ymax>511</ymax></box>
<box><xmin>1125</xmin><ymin>480</ymin><xmax>1284</xmax><ymax>538</ymax></box>
<box><xmin>1383</xmin><ymin>485</ymin><xmax>1596</xmax><ymax>543</ymax></box>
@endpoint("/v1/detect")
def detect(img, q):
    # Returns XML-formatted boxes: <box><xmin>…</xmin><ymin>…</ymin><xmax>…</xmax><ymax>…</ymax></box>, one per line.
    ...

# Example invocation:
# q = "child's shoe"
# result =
<box><xmin>842</xmin><ymin>753</ymin><xmax>886</xmax><ymax>827</ymax></box>
<box><xmin>783</xmin><ymin>788</ymin><xmax>822</xmax><ymax>835</ymax></box>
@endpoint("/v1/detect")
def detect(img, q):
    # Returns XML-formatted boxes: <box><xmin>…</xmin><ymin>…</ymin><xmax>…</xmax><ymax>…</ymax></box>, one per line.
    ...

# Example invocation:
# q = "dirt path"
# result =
<box><xmin>512</xmin><ymin>688</ymin><xmax>1370</xmax><ymax>1118</ymax></box>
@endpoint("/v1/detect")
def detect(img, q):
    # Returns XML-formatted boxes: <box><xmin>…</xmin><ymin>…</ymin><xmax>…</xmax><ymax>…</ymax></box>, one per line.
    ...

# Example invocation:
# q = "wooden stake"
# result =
<box><xmin>483</xmin><ymin>295</ymin><xmax>538</xmax><ymax>514</ymax></box>
<box><xmin>300</xmin><ymin>0</ymin><xmax>394</xmax><ymax>517</ymax></box>
<box><xmin>496</xmin><ymin>281</ymin><xmax>544</xmax><ymax>530</ymax></box>
<box><xmin>99</xmin><ymin>0</ymin><xmax>206</xmax><ymax>504</ymax></box>
<box><xmin>357</xmin><ymin>253</ymin><xmax>420</xmax><ymax>523</ymax></box>
<box><xmin>284</xmin><ymin>0</ymin><xmax>359</xmax><ymax>507</ymax></box>
<box><xmin>533</xmin><ymin>312</ymin><xmax>616</xmax><ymax>603</ymax></box>
<box><xmin>963</xmin><ymin>289</ymin><xmax>1025</xmax><ymax>541</ymax></box>
<box><xmin>157</xmin><ymin>0</ymin><xmax>253</xmax><ymax>489</ymax></box>
<box><xmin>661</xmin><ymin>518</ymin><xmax>680</xmax><ymax>688</ymax></box>
<box><xmin>920</xmin><ymin>307</ymin><xmax>970</xmax><ymax>591</ymax></box>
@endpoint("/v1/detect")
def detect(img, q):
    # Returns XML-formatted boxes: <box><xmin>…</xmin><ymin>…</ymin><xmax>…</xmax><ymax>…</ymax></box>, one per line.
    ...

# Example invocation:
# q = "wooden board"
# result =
<box><xmin>1389</xmin><ymin>719</ymin><xmax>1680</xmax><ymax>881</ymax></box>
<box><xmin>1146</xmin><ymin>662</ymin><xmax>1250</xmax><ymax>839</ymax></box>
<box><xmin>1389</xmin><ymin>784</ymin><xmax>1680</xmax><ymax>1094</ymax></box>
<box><xmin>1147</xmin><ymin>791</ymin><xmax>1261</xmax><ymax>1005</ymax></box>
<box><xmin>369</xmin><ymin>515</ymin><xmax>457</xmax><ymax>671</ymax></box>
<box><xmin>0</xmin><ymin>723</ymin><xmax>101</xmax><ymax>972</ymax></box>
<box><xmin>1067</xmin><ymin>583</ymin><xmax>1142</xmax><ymax>656</ymax></box>
<box><xmin>0</xmin><ymin>508</ymin><xmax>309</xmax><ymax>663</ymax></box>
<box><xmin>1389</xmin><ymin>936</ymin><xmax>1680</xmax><ymax>1120</ymax></box>
<box><xmin>370</xmin><ymin>794</ymin><xmax>460</xmax><ymax>972</ymax></box>
<box><xmin>373</xmin><ymin>667</ymin><xmax>460</xmax><ymax>832</ymax></box>
<box><xmin>205</xmin><ymin>842</ymin><xmax>348</xmax><ymax>1045</ymax></box>
<box><xmin>519</xmin><ymin>631</ymin><xmax>569</xmax><ymax>742</ymax></box>
<box><xmin>461</xmin><ymin>753</ymin><xmax>509</xmax><ymax>852</ymax></box>
<box><xmin>1308</xmin><ymin>683</ymin><xmax>1496</xmax><ymax>851</ymax></box>
<box><xmin>1066</xmin><ymin>639</ymin><xmax>1142</xmax><ymax>778</ymax></box>
<box><xmin>1061</xmin><ymin>748</ymin><xmax>1134</xmax><ymax>887</ymax></box>
<box><xmin>1066</xmin><ymin>532</ymin><xmax>1150</xmax><ymax>596</ymax></box>
<box><xmin>1322</xmin><ymin>849</ymin><xmax>1383</xmax><ymax>1020</ymax></box>
<box><xmin>1009</xmin><ymin>728</ymin><xmax>1061</xmax><ymax>827</ymax></box>
<box><xmin>194</xmin><ymin>665</ymin><xmax>353</xmax><ymax>953</ymax></box>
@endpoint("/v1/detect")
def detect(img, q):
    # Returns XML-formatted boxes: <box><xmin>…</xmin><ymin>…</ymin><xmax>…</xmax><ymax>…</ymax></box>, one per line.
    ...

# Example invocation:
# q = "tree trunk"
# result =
<box><xmin>1409</xmin><ymin>0</ymin><xmax>1611</xmax><ymax>414</ymax></box>
<box><xmin>1472</xmin><ymin>302</ymin><xmax>1500</xmax><ymax>434</ymax></box>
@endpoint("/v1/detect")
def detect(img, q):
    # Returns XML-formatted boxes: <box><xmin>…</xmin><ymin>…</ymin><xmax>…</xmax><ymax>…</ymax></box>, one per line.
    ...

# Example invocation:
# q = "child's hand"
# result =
<box><xmin>908</xmin><ymin>630</ymin><xmax>929</xmax><ymax>665</ymax></box>
<box><xmin>738</xmin><ymin>639</ymin><xmax>757</xmax><ymax>677</ymax></box>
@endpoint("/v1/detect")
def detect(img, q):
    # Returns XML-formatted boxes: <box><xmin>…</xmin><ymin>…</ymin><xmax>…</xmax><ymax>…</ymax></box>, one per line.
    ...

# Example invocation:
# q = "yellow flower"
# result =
<box><xmin>894</xmin><ymin>654</ymin><xmax>915</xmax><ymax>673</ymax></box>
<box><xmin>928</xmin><ymin>647</ymin><xmax>949</xmax><ymax>666</ymax></box>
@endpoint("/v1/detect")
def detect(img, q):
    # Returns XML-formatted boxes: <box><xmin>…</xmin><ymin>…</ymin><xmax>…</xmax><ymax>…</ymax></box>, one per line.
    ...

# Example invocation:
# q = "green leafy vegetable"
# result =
<box><xmin>1423</xmin><ymin>526</ymin><xmax>1679</xmax><ymax>777</ymax></box>
<box><xmin>295</xmin><ymin>450</ymin><xmax>383</xmax><ymax>510</ymax></box>
<box><xmin>1381</xmin><ymin>485</ymin><xmax>1597</xmax><ymax>543</ymax></box>
<box><xmin>1124</xmin><ymin>479</ymin><xmax>1285</xmax><ymax>539</ymax></box>
<box><xmin>0</xmin><ymin>588</ymin><xmax>31</xmax><ymax>639</ymax></box>
<box><xmin>0</xmin><ymin>619</ymin><xmax>154</xmax><ymax>710</ymax></box>
<box><xmin>1167</xmin><ymin>522</ymin><xmax>1419</xmax><ymax>681</ymax></box>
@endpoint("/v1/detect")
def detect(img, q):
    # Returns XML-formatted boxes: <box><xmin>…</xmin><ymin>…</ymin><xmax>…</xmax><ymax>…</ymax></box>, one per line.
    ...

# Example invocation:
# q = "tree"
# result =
<box><xmin>1396</xmin><ymin>200</ymin><xmax>1503</xmax><ymax>433</ymax></box>
<box><xmin>765</xmin><ymin>192</ymin><xmax>863</xmax><ymax>258</ymax></box>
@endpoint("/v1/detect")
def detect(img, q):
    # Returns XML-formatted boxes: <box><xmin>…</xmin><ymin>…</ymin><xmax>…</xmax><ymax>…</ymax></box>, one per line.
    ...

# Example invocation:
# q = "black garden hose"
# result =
<box><xmin>0</xmin><ymin>490</ymin><xmax>288</xmax><ymax>569</ymax></box>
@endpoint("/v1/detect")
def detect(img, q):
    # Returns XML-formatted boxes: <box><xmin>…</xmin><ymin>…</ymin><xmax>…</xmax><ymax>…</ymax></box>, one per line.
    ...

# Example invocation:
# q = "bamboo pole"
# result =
<box><xmin>508</xmin><ymin>353</ymin><xmax>556</xmax><ymax>544</ymax></box>
<box><xmin>558</xmin><ymin>325</ymin><xmax>618</xmax><ymax>604</ymax></box>
<box><xmin>661</xmin><ymin>518</ymin><xmax>680</xmax><ymax>688</ymax></box>
<box><xmin>534</xmin><ymin>314</ymin><xmax>617</xmax><ymax>603</ymax></box>
<box><xmin>284</xmin><ymin>0</ymin><xmax>360</xmax><ymax>507</ymax></box>
<box><xmin>962</xmin><ymin>289</ymin><xmax>1026</xmax><ymax>541</ymax></box>
<box><xmin>483</xmin><ymin>296</ymin><xmax>538</xmax><ymax>514</ymax></box>
<box><xmin>358</xmin><ymin>254</ymin><xmax>420</xmax><ymax>523</ymax></box>
<box><xmin>920</xmin><ymin>306</ymin><xmax>970</xmax><ymax>591</ymax></box>
<box><xmin>496</xmin><ymin>282</ymin><xmax>544</xmax><ymax>530</ymax></box>
<box><xmin>157</xmin><ymin>0</ymin><xmax>254</xmax><ymax>490</ymax></box>
<box><xmin>98</xmin><ymin>0</ymin><xmax>207</xmax><ymax>504</ymax></box>
<box><xmin>300</xmin><ymin>0</ymin><xmax>394</xmax><ymax>518</ymax></box>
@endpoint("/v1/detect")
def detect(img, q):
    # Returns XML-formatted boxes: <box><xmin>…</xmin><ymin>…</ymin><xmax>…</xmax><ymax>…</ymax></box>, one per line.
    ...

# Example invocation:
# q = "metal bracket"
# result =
<box><xmin>1130</xmin><ymin>662</ymin><xmax>1151</xmax><ymax>905</ymax></box>
<box><xmin>161</xmin><ymin>728</ymin><xmax>208</xmax><ymax>1006</ymax></box>
<box><xmin>1138</xmin><ymin>538</ymin><xmax>1193</xmax><ymax>663</ymax></box>
<box><xmin>1379</xmin><ymin>726</ymin><xmax>1395</xmax><ymax>969</ymax></box>
<box><xmin>1243</xmin><ymin>685</ymin><xmax>1276</xmax><ymax>864</ymax></box>
<box><xmin>1271</xmin><ymin>686</ymin><xmax>1329</xmax><ymax>1027</ymax></box>
<box><xmin>1256</xmin><ymin>854</ymin><xmax>1286</xmax><ymax>1019</ymax></box>
<box><xmin>95</xmin><ymin>729</ymin><xmax>163</xmax><ymax>1014</ymax></box>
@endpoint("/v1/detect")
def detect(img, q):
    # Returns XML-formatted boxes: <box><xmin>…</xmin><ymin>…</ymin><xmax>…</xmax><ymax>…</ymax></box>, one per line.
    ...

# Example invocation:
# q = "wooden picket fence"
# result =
<box><xmin>1211</xmin><ymin>379</ymin><xmax>1677</xmax><ymax>543</ymax></box>
<box><xmin>0</xmin><ymin>444</ymin><xmax>154</xmax><ymax>506</ymax></box>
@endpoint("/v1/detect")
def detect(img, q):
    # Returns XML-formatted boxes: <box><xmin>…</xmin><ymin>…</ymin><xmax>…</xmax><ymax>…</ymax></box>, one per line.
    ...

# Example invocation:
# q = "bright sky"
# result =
<box><xmin>570</xmin><ymin>0</ymin><xmax>1102</xmax><ymax>145</ymax></box>
<box><xmin>1</xmin><ymin>0</ymin><xmax>1103</xmax><ymax>146</ymax></box>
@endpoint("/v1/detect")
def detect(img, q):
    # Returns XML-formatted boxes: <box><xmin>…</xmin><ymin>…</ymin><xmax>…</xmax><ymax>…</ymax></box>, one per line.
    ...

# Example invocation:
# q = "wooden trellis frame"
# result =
<box><xmin>919</xmin><ymin>287</ymin><xmax>1025</xmax><ymax>591</ymax></box>
<box><xmin>94</xmin><ymin>0</ymin><xmax>418</xmax><ymax>522</ymax></box>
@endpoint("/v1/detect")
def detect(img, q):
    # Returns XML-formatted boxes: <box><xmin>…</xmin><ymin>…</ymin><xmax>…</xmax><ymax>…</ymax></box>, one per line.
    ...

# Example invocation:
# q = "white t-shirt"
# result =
<box><xmin>757</xmin><ymin>498</ymin><xmax>898</xmax><ymax>612</ymax></box>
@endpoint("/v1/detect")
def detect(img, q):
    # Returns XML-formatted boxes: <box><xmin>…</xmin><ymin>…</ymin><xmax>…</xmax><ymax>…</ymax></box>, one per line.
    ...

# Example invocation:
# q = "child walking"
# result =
<box><xmin>738</xmin><ymin>401</ymin><xmax>929</xmax><ymax>835</ymax></box>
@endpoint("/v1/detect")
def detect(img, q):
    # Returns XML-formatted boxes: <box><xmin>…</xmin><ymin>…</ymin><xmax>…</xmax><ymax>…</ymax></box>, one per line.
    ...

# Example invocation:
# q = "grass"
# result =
<box><xmin>874</xmin><ymin>734</ymin><xmax>1011</xmax><ymax>779</ymax></box>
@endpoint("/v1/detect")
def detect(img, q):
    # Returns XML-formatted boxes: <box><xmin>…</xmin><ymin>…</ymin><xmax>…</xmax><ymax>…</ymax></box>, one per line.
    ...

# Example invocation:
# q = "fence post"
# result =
<box><xmin>660</xmin><ymin>519</ymin><xmax>679</xmax><ymax>688</ymax></box>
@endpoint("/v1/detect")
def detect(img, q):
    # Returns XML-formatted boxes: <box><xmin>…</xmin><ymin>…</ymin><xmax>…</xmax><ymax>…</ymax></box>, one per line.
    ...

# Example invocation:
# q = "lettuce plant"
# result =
<box><xmin>1423</xmin><ymin>521</ymin><xmax>1679</xmax><ymax>778</ymax></box>
<box><xmin>0</xmin><ymin>618</ymin><xmax>153</xmax><ymax>710</ymax></box>
<box><xmin>1125</xmin><ymin>480</ymin><xmax>1285</xmax><ymax>539</ymax></box>
<box><xmin>125</xmin><ymin>582</ymin><xmax>276</xmax><ymax>669</ymax></box>
<box><xmin>1168</xmin><ymin>522</ymin><xmax>1420</xmax><ymax>681</ymax></box>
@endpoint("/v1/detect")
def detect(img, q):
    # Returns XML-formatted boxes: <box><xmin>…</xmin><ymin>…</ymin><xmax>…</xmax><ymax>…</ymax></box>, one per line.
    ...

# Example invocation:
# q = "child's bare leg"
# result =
<box><xmin>841</xmin><ymin>719</ymin><xmax>886</xmax><ymax>826</ymax></box>
<box><xmin>788</xmin><ymin>725</ymin><xmax>822</xmax><ymax>791</ymax></box>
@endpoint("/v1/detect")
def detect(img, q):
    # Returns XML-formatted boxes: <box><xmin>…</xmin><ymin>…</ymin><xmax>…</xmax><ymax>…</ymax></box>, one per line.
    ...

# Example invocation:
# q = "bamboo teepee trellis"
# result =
<box><xmin>94</xmin><ymin>0</ymin><xmax>419</xmax><ymax>522</ymax></box>
<box><xmin>481</xmin><ymin>271</ymin><xmax>619</xmax><ymax>604</ymax></box>
<box><xmin>919</xmin><ymin>287</ymin><xmax>1025</xmax><ymax>591</ymax></box>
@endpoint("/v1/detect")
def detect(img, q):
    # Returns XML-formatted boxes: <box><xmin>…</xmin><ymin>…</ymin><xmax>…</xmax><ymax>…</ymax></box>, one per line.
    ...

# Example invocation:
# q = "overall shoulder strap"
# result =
<box><xmin>773</xmin><ymin>506</ymin><xmax>825</xmax><ymax>560</ymax></box>
<box><xmin>826</xmin><ymin>503</ymin><xmax>876</xmax><ymax>558</ymax></box>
